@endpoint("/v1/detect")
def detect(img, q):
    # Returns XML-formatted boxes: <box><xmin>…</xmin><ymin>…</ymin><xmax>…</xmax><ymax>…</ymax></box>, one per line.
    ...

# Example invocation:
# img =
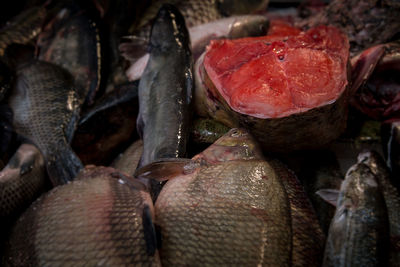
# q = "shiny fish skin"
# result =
<box><xmin>358</xmin><ymin>151</ymin><xmax>400</xmax><ymax>267</ymax></box>
<box><xmin>0</xmin><ymin>6</ymin><xmax>46</xmax><ymax>56</ymax></box>
<box><xmin>38</xmin><ymin>4</ymin><xmax>101</xmax><ymax>106</ymax></box>
<box><xmin>137</xmin><ymin>4</ymin><xmax>193</xmax><ymax>199</ymax></box>
<box><xmin>323</xmin><ymin>160</ymin><xmax>389</xmax><ymax>267</ymax></box>
<box><xmin>0</xmin><ymin>143</ymin><xmax>46</xmax><ymax>223</ymax></box>
<box><xmin>8</xmin><ymin>60</ymin><xmax>83</xmax><ymax>186</ymax></box>
<box><xmin>3</xmin><ymin>166</ymin><xmax>160</xmax><ymax>266</ymax></box>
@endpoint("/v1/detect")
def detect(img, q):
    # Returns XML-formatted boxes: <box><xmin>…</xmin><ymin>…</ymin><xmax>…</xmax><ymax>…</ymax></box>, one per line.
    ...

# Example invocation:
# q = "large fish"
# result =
<box><xmin>8</xmin><ymin>60</ymin><xmax>83</xmax><ymax>186</ymax></box>
<box><xmin>3</xmin><ymin>166</ymin><xmax>160</xmax><ymax>266</ymax></box>
<box><xmin>137</xmin><ymin>4</ymin><xmax>193</xmax><ymax>200</ymax></box>
<box><xmin>323</xmin><ymin>154</ymin><xmax>389</xmax><ymax>266</ymax></box>
<box><xmin>0</xmin><ymin>143</ymin><xmax>46</xmax><ymax>224</ymax></box>
<box><xmin>136</xmin><ymin>128</ymin><xmax>324</xmax><ymax>266</ymax></box>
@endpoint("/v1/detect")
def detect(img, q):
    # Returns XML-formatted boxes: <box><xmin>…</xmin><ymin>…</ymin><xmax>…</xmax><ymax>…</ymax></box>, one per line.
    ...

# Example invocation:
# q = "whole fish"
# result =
<box><xmin>136</xmin><ymin>128</ymin><xmax>323</xmax><ymax>266</ymax></box>
<box><xmin>358</xmin><ymin>151</ymin><xmax>400</xmax><ymax>266</ymax></box>
<box><xmin>37</xmin><ymin>3</ymin><xmax>101</xmax><ymax>105</ymax></box>
<box><xmin>0</xmin><ymin>143</ymin><xmax>46</xmax><ymax>223</ymax></box>
<box><xmin>323</xmin><ymin>156</ymin><xmax>389</xmax><ymax>266</ymax></box>
<box><xmin>0</xmin><ymin>6</ymin><xmax>46</xmax><ymax>56</ymax></box>
<box><xmin>123</xmin><ymin>15</ymin><xmax>270</xmax><ymax>81</ymax></box>
<box><xmin>3</xmin><ymin>166</ymin><xmax>160</xmax><ymax>266</ymax></box>
<box><xmin>8</xmin><ymin>60</ymin><xmax>83</xmax><ymax>186</ymax></box>
<box><xmin>137</xmin><ymin>4</ymin><xmax>193</xmax><ymax>200</ymax></box>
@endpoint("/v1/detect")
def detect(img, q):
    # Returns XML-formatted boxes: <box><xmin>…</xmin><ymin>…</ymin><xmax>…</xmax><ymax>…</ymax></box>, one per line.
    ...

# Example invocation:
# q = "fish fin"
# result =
<box><xmin>142</xmin><ymin>204</ymin><xmax>157</xmax><ymax>256</ymax></box>
<box><xmin>134</xmin><ymin>158</ymin><xmax>197</xmax><ymax>181</ymax></box>
<box><xmin>315</xmin><ymin>189</ymin><xmax>339</xmax><ymax>207</ymax></box>
<box><xmin>46</xmin><ymin>145</ymin><xmax>83</xmax><ymax>186</ymax></box>
<box><xmin>119</xmin><ymin>36</ymin><xmax>148</xmax><ymax>62</ymax></box>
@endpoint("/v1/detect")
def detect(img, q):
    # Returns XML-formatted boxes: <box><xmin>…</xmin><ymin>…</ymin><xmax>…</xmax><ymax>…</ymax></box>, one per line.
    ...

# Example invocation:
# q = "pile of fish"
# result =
<box><xmin>0</xmin><ymin>0</ymin><xmax>399</xmax><ymax>266</ymax></box>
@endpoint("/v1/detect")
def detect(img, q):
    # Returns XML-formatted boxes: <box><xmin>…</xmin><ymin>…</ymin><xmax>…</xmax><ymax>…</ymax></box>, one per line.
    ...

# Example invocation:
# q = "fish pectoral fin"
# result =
<box><xmin>134</xmin><ymin>158</ymin><xmax>197</xmax><ymax>181</ymax></box>
<box><xmin>315</xmin><ymin>189</ymin><xmax>340</xmax><ymax>207</ymax></box>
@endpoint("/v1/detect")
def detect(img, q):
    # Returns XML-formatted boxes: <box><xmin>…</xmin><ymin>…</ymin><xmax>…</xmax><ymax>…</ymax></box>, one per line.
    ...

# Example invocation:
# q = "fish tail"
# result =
<box><xmin>46</xmin><ymin>146</ymin><xmax>83</xmax><ymax>186</ymax></box>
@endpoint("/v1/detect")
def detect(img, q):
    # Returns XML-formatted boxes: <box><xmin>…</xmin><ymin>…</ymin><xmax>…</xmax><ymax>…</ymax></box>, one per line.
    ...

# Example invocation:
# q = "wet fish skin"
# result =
<box><xmin>0</xmin><ymin>6</ymin><xmax>46</xmax><ymax>56</ymax></box>
<box><xmin>323</xmin><ymin>159</ymin><xmax>389</xmax><ymax>267</ymax></box>
<box><xmin>137</xmin><ymin>4</ymin><xmax>193</xmax><ymax>200</ymax></box>
<box><xmin>8</xmin><ymin>60</ymin><xmax>83</xmax><ymax>186</ymax></box>
<box><xmin>0</xmin><ymin>143</ymin><xmax>46</xmax><ymax>223</ymax></box>
<box><xmin>358</xmin><ymin>151</ymin><xmax>400</xmax><ymax>266</ymax></box>
<box><xmin>191</xmin><ymin>118</ymin><xmax>230</xmax><ymax>144</ymax></box>
<box><xmin>3</xmin><ymin>166</ymin><xmax>161</xmax><ymax>266</ymax></box>
<box><xmin>37</xmin><ymin>4</ymin><xmax>101</xmax><ymax>105</ymax></box>
<box><xmin>382</xmin><ymin>121</ymin><xmax>400</xmax><ymax>189</ymax></box>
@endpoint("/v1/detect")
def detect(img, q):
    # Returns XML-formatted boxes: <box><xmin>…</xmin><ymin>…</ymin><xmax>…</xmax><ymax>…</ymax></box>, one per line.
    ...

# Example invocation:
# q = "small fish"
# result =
<box><xmin>9</xmin><ymin>60</ymin><xmax>83</xmax><ymax>186</ymax></box>
<box><xmin>136</xmin><ymin>128</ymin><xmax>323</xmax><ymax>266</ymax></box>
<box><xmin>137</xmin><ymin>4</ymin><xmax>193</xmax><ymax>200</ymax></box>
<box><xmin>37</xmin><ymin>4</ymin><xmax>102</xmax><ymax>105</ymax></box>
<box><xmin>322</xmin><ymin>155</ymin><xmax>389</xmax><ymax>266</ymax></box>
<box><xmin>0</xmin><ymin>143</ymin><xmax>46</xmax><ymax>224</ymax></box>
<box><xmin>3</xmin><ymin>166</ymin><xmax>161</xmax><ymax>266</ymax></box>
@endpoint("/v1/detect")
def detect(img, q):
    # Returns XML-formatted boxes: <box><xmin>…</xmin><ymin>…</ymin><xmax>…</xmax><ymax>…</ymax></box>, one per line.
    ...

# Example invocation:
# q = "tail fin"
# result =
<box><xmin>46</xmin><ymin>145</ymin><xmax>83</xmax><ymax>186</ymax></box>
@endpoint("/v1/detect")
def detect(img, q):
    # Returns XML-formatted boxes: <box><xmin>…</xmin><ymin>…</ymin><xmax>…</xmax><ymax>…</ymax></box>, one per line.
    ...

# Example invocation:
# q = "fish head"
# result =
<box><xmin>149</xmin><ymin>4</ymin><xmax>190</xmax><ymax>52</ymax></box>
<box><xmin>194</xmin><ymin>128</ymin><xmax>264</xmax><ymax>164</ymax></box>
<box><xmin>339</xmin><ymin>163</ymin><xmax>379</xmax><ymax>212</ymax></box>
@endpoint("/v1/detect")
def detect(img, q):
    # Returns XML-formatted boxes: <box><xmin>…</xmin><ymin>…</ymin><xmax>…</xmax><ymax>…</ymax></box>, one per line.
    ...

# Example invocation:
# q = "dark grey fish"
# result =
<box><xmin>0</xmin><ymin>143</ymin><xmax>46</xmax><ymax>223</ymax></box>
<box><xmin>8</xmin><ymin>60</ymin><xmax>83</xmax><ymax>186</ymax></box>
<box><xmin>0</xmin><ymin>6</ymin><xmax>46</xmax><ymax>56</ymax></box>
<box><xmin>137</xmin><ymin>4</ymin><xmax>193</xmax><ymax>200</ymax></box>
<box><xmin>3</xmin><ymin>166</ymin><xmax>161</xmax><ymax>266</ymax></box>
<box><xmin>37</xmin><ymin>4</ymin><xmax>101</xmax><ymax>105</ymax></box>
<box><xmin>358</xmin><ymin>151</ymin><xmax>400</xmax><ymax>267</ymax></box>
<box><xmin>323</xmin><ymin>157</ymin><xmax>389</xmax><ymax>267</ymax></box>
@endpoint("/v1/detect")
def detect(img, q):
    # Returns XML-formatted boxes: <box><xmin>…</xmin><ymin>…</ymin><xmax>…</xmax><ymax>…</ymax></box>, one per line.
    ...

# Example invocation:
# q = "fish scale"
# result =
<box><xmin>155</xmin><ymin>160</ymin><xmax>292</xmax><ymax>266</ymax></box>
<box><xmin>9</xmin><ymin>60</ymin><xmax>83</xmax><ymax>185</ymax></box>
<box><xmin>4</xmin><ymin>167</ymin><xmax>160</xmax><ymax>266</ymax></box>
